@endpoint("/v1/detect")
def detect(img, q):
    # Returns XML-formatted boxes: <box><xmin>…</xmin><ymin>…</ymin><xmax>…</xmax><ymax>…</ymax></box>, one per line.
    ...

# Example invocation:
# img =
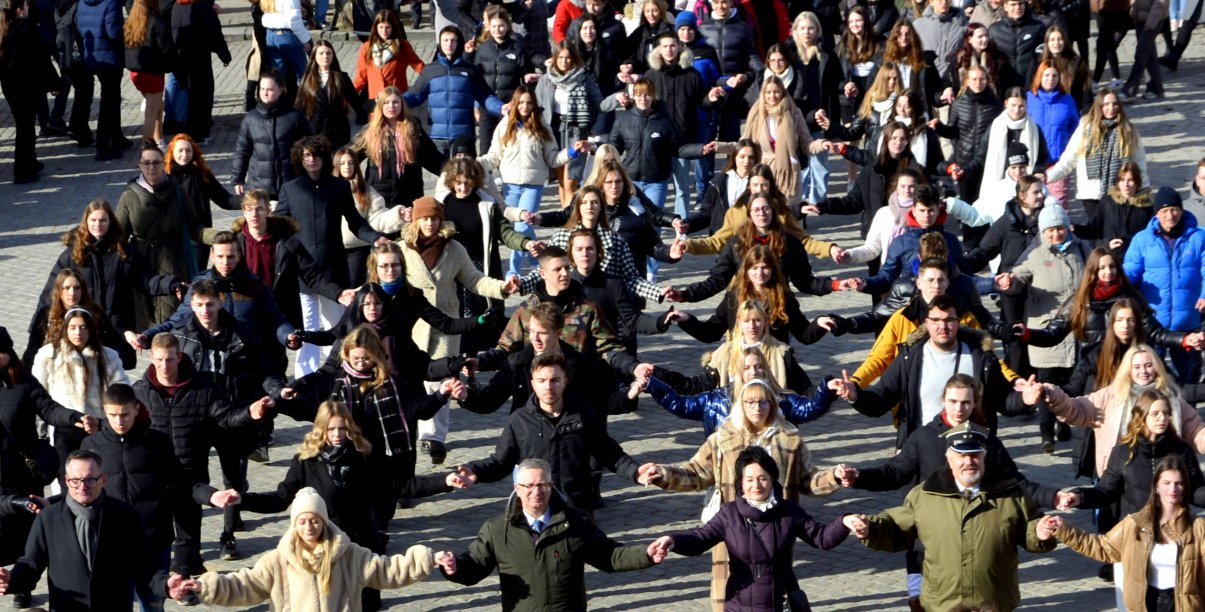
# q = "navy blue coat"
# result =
<box><xmin>864</xmin><ymin>213</ymin><xmax>971</xmax><ymax>294</ymax></box>
<box><xmin>76</xmin><ymin>0</ymin><xmax>123</xmax><ymax>70</ymax></box>
<box><xmin>404</xmin><ymin>43</ymin><xmax>504</xmax><ymax>142</ymax></box>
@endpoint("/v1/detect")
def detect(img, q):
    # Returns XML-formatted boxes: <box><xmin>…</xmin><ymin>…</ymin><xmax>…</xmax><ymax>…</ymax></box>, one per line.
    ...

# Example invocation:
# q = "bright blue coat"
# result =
<box><xmin>1027</xmin><ymin>89</ymin><xmax>1079</xmax><ymax>163</ymax></box>
<box><xmin>1124</xmin><ymin>212</ymin><xmax>1205</xmax><ymax>331</ymax></box>
<box><xmin>646</xmin><ymin>376</ymin><xmax>834</xmax><ymax>437</ymax></box>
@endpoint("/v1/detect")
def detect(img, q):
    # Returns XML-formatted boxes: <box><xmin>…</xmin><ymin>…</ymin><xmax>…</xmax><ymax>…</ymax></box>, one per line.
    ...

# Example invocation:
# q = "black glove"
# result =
<box><xmin>656</xmin><ymin>307</ymin><xmax>676</xmax><ymax>333</ymax></box>
<box><xmin>7</xmin><ymin>495</ymin><xmax>41</xmax><ymax>515</ymax></box>
<box><xmin>826</xmin><ymin>314</ymin><xmax>851</xmax><ymax>337</ymax></box>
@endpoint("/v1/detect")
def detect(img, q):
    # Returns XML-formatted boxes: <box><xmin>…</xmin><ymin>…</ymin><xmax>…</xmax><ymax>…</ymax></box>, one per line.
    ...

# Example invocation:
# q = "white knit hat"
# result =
<box><xmin>290</xmin><ymin>487</ymin><xmax>331</xmax><ymax>525</ymax></box>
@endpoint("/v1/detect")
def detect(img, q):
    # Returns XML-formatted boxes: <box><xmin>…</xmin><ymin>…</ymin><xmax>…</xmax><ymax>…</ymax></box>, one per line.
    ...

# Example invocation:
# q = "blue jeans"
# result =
<box><xmin>265</xmin><ymin>30</ymin><xmax>308</xmax><ymax>84</ymax></box>
<box><xmin>693</xmin><ymin>155</ymin><xmax>715</xmax><ymax>207</ymax></box>
<box><xmin>137</xmin><ymin>547</ymin><xmax>171</xmax><ymax>611</ymax></box>
<box><xmin>800</xmin><ymin>130</ymin><xmax>830</xmax><ymax>203</ymax></box>
<box><xmin>633</xmin><ymin>180</ymin><xmax>669</xmax><ymax>282</ymax></box>
<box><xmin>315</xmin><ymin>0</ymin><xmax>329</xmax><ymax>25</ymax></box>
<box><xmin>670</xmin><ymin>157</ymin><xmax>693</xmax><ymax>218</ymax></box>
<box><xmin>164</xmin><ymin>73</ymin><xmax>187</xmax><ymax>125</ymax></box>
<box><xmin>505</xmin><ymin>183</ymin><xmax>544</xmax><ymax>278</ymax></box>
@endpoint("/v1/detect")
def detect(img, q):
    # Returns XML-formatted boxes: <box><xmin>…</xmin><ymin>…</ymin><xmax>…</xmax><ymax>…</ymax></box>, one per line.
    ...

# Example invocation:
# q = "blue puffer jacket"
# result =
<box><xmin>1124</xmin><ymin>212</ymin><xmax>1205</xmax><ymax>331</ymax></box>
<box><xmin>404</xmin><ymin>42</ymin><xmax>503</xmax><ymax>142</ymax></box>
<box><xmin>1027</xmin><ymin>89</ymin><xmax>1080</xmax><ymax>163</ymax></box>
<box><xmin>863</xmin><ymin>211</ymin><xmax>971</xmax><ymax>294</ymax></box>
<box><xmin>646</xmin><ymin>376</ymin><xmax>834</xmax><ymax>436</ymax></box>
<box><xmin>76</xmin><ymin>0</ymin><xmax>123</xmax><ymax>70</ymax></box>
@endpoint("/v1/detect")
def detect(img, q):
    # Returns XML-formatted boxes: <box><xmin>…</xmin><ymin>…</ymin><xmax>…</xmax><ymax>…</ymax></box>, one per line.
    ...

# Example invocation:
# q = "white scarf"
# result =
<box><xmin>765</xmin><ymin>65</ymin><xmax>796</xmax><ymax>91</ymax></box>
<box><xmin>745</xmin><ymin>493</ymin><xmax>779</xmax><ymax>512</ymax></box>
<box><xmin>983</xmin><ymin>113</ymin><xmax>1041</xmax><ymax>182</ymax></box>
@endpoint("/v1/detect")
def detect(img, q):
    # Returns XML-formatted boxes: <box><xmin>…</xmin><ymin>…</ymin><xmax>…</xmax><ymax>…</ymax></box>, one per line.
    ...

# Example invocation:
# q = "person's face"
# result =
<box><xmin>325</xmin><ymin>415</ymin><xmax>349</xmax><ymax>446</ymax></box>
<box><xmin>946</xmin><ymin>449</ymin><xmax>985</xmax><ymax>487</ymax></box>
<box><xmin>1047</xmin><ymin>30</ymin><xmax>1065</xmax><ymax>54</ymax></box>
<box><xmin>104</xmin><ymin>402</ymin><xmax>138</xmax><ymax>435</ymax></box>
<box><xmin>633</xmin><ymin>87</ymin><xmax>653</xmax><ymax>110</ymax></box>
<box><xmin>381</xmin><ymin>94</ymin><xmax>403</xmax><ymax>120</ymax></box>
<box><xmin>970</xmin><ymin>27</ymin><xmax>988</xmax><ymax>50</ymax></box>
<box><xmin>931</xmin><ymin>0</ymin><xmax>950</xmax><ymax>14</ymax></box>
<box><xmin>64</xmin><ymin>459</ymin><xmax>106</xmax><ymax>505</ymax></box>
<box><xmin>887</xmin><ymin>128</ymin><xmax>908</xmax><ymax>156</ymax></box>
<box><xmin>557</xmin><ymin>49</ymin><xmax>577</xmax><ymax>73</ymax></box>
<box><xmin>336</xmin><ymin>152</ymin><xmax>357</xmax><ymax>180</ymax></box>
<box><xmin>942</xmin><ymin>386</ymin><xmax>975</xmax><ymax>426</ymax></box>
<box><xmin>602</xmin><ymin>172</ymin><xmax>624</xmax><ymax>203</ymax></box>
<box><xmin>1043</xmin><ymin>225</ymin><xmax>1067</xmax><ymax>245</ymax></box>
<box><xmin>66</xmin><ymin>316</ymin><xmax>89</xmax><ymax>349</ymax></box>
<box><xmin>452</xmin><ymin>175</ymin><xmax>475</xmax><ymax>198</ymax></box>
<box><xmin>514</xmin><ymin>467</ymin><xmax>552</xmax><ymax>516</ymax></box>
<box><xmin>1157</xmin><ymin>469</ymin><xmax>1185</xmax><ymax>507</ymax></box>
<box><xmin>677</xmin><ymin>25</ymin><xmax>695</xmax><ymax>43</ymax></box>
<box><xmin>294</xmin><ymin>512</ymin><xmax>325</xmax><ymax>545</ymax></box>
<box><xmin>579</xmin><ymin>21</ymin><xmax>597</xmax><ymax>43</ymax></box>
<box><xmin>150</xmin><ymin>346</ymin><xmax>180</xmax><ymax>380</ymax></box>
<box><xmin>912</xmin><ymin>201</ymin><xmax>939</xmax><ymax>227</ymax></box>
<box><xmin>140</xmin><ymin>151</ymin><xmax>165</xmax><ymax>184</ymax></box>
<box><xmin>1131</xmin><ymin>351</ymin><xmax>1158</xmax><ymax>386</ymax></box>
<box><xmin>1005</xmin><ymin>96</ymin><xmax>1026</xmax><ymax>120</ymax></box>
<box><xmin>439</xmin><ymin>32</ymin><xmax>459</xmax><ymax>57</ymax></box>
<box><xmin>767</xmin><ymin>52</ymin><xmax>788</xmax><ymax>74</ymax></box>
<box><xmin>739</xmin><ymin>313</ymin><xmax>766</xmax><ymax>343</ymax></box>
<box><xmin>1021</xmin><ymin>182</ymin><xmax>1044</xmax><ymax>208</ymax></box>
<box><xmin>710</xmin><ymin>0</ymin><xmax>732</xmax><ymax>15</ymax></box>
<box><xmin>1195</xmin><ymin>165</ymin><xmax>1205</xmax><ymax>193</ymax></box>
<box><xmin>375</xmin><ymin>253</ymin><xmax>402</xmax><ymax>283</ymax></box>
<box><xmin>578</xmin><ymin>192</ymin><xmax>603</xmax><ymax>226</ymax></box>
<box><xmin>895</xmin><ymin>176</ymin><xmax>917</xmax><ymax>201</ymax></box>
<box><xmin>489</xmin><ymin>17</ymin><xmax>509</xmax><ymax>41</ymax></box>
<box><xmin>360</xmin><ymin>293</ymin><xmax>384</xmax><ymax>322</ymax></box>
<box><xmin>172</xmin><ymin>140</ymin><xmax>194</xmax><ymax>167</ymax></box>
<box><xmin>967</xmin><ymin>70</ymin><xmax>987</xmax><ymax>93</ymax></box>
<box><xmin>211</xmin><ymin>243</ymin><xmax>240</xmax><ymax>277</ymax></box>
<box><xmin>243</xmin><ymin>200</ymin><xmax>269</xmax><ymax>231</ymax></box>
<box><xmin>658</xmin><ymin>36</ymin><xmax>680</xmax><ymax>62</ymax></box>
<box><xmin>1158</xmin><ymin>206</ymin><xmax>1183</xmax><ymax>232</ymax></box>
<box><xmin>734</xmin><ymin>146</ymin><xmax>757</xmax><ymax>174</ymax></box>
<box><xmin>302</xmin><ymin>149</ymin><xmax>324</xmax><ymax>176</ymax></box>
<box><xmin>1004</xmin><ymin>0</ymin><xmax>1024</xmax><ymax>19</ymax></box>
<box><xmin>762</xmin><ymin>83</ymin><xmax>784</xmax><ymax>107</ymax></box>
<box><xmin>1101</xmin><ymin>93</ymin><xmax>1120</xmax><ymax>119</ymax></box>
<box><xmin>916</xmin><ymin>268</ymin><xmax>949</xmax><ymax>301</ymax></box>
<box><xmin>1007</xmin><ymin>164</ymin><xmax>1026</xmax><ymax>182</ymax></box>
<box><xmin>643</xmin><ymin>2</ymin><xmax>661</xmax><ymax>24</ymax></box>
<box><xmin>1040</xmin><ymin>67</ymin><xmax>1060</xmax><ymax>92</ymax></box>
<box><xmin>746</xmin><ymin>262</ymin><xmax>772</xmax><ymax>288</ymax></box>
<box><xmin>191</xmin><ymin>294</ymin><xmax>221</xmax><ymax>329</ymax></box>
<box><xmin>848</xmin><ymin>11</ymin><xmax>864</xmax><ymax>35</ymax></box>
<box><xmin>884</xmin><ymin>71</ymin><xmax>898</xmax><ymax>90</ymax></box>
<box><xmin>346</xmin><ymin>347</ymin><xmax>374</xmax><ymax>372</ymax></box>
<box><xmin>569</xmin><ymin>235</ymin><xmax>598</xmax><ymax>273</ymax></box>
<box><xmin>895</xmin><ymin>25</ymin><xmax>912</xmax><ymax>49</ymax></box>
<box><xmin>749</xmin><ymin>198</ymin><xmax>774</xmax><ymax>231</ymax></box>
<box><xmin>741</xmin><ymin>353</ymin><xmax>766</xmax><ymax>382</ymax></box>
<box><xmin>516</xmin><ymin>92</ymin><xmax>536</xmax><ymax>119</ymax></box>
<box><xmin>585</xmin><ymin>0</ymin><xmax>604</xmax><ymax>15</ymax></box>
<box><xmin>1145</xmin><ymin>400</ymin><xmax>1171</xmax><ymax>438</ymax></box>
<box><xmin>60</xmin><ymin>276</ymin><xmax>83</xmax><ymax>307</ymax></box>
<box><xmin>1112</xmin><ymin>307</ymin><xmax>1135</xmax><ymax>342</ymax></box>
<box><xmin>1096</xmin><ymin>254</ymin><xmax>1119</xmax><ymax>284</ymax></box>
<box><xmin>540</xmin><ymin>257</ymin><xmax>572</xmax><ymax>293</ymax></box>
<box><xmin>531</xmin><ymin>365</ymin><xmax>566</xmax><ymax>408</ymax></box>
<box><xmin>925</xmin><ymin>306</ymin><xmax>959</xmax><ymax>349</ymax></box>
<box><xmin>894</xmin><ymin>94</ymin><xmax>913</xmax><ymax>119</ymax></box>
<box><xmin>794</xmin><ymin>18</ymin><xmax>817</xmax><ymax>45</ymax></box>
<box><xmin>86</xmin><ymin>210</ymin><xmax>110</xmax><ymax>240</ymax></box>
<box><xmin>259</xmin><ymin>77</ymin><xmax>282</xmax><ymax>105</ymax></box>
<box><xmin>376</xmin><ymin>21</ymin><xmax>393</xmax><ymax>40</ymax></box>
<box><xmin>528</xmin><ymin>318</ymin><xmax>559</xmax><ymax>354</ymax></box>
<box><xmin>741</xmin><ymin>462</ymin><xmax>773</xmax><ymax>502</ymax></box>
<box><xmin>417</xmin><ymin>215</ymin><xmax>441</xmax><ymax>237</ymax></box>
<box><xmin>314</xmin><ymin>44</ymin><xmax>334</xmax><ymax>69</ymax></box>
<box><xmin>741</xmin><ymin>391</ymin><xmax>771</xmax><ymax>428</ymax></box>
<box><xmin>749</xmin><ymin>175</ymin><xmax>771</xmax><ymax>196</ymax></box>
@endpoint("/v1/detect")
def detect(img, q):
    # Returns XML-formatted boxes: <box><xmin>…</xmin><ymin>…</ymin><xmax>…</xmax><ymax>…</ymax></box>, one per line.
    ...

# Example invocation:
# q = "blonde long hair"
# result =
<box><xmin>339</xmin><ymin>325</ymin><xmax>392</xmax><ymax>390</ymax></box>
<box><xmin>1079</xmin><ymin>88</ymin><xmax>1138</xmax><ymax>160</ymax></box>
<box><xmin>858</xmin><ymin>62</ymin><xmax>902</xmax><ymax>120</ymax></box>
<box><xmin>354</xmin><ymin>87</ymin><xmax>418</xmax><ymax>169</ymax></box>
<box><xmin>729</xmin><ymin>379</ymin><xmax>787</xmax><ymax>433</ymax></box>
<box><xmin>1111</xmin><ymin>344</ymin><xmax>1178</xmax><ymax>401</ymax></box>
<box><xmin>298</xmin><ymin>401</ymin><xmax>373</xmax><ymax>459</ymax></box>
<box><xmin>289</xmin><ymin>518</ymin><xmax>335</xmax><ymax>593</ymax></box>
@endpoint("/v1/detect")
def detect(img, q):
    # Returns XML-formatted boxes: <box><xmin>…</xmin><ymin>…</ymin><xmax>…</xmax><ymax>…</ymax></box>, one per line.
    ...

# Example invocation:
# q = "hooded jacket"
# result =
<box><xmin>965</xmin><ymin>199</ymin><xmax>1042</xmax><ymax>274</ymax></box>
<box><xmin>142</xmin><ymin>264</ymin><xmax>294</xmax><ymax>351</ymax></box>
<box><xmin>1124</xmin><ymin>212</ymin><xmax>1205</xmax><ymax>331</ymax></box>
<box><xmin>644</xmin><ymin>46</ymin><xmax>707</xmax><ymax>139</ymax></box>
<box><xmin>1005</xmin><ymin>235</ymin><xmax>1093</xmax><ymax>367</ymax></box>
<box><xmin>230</xmin><ymin>101</ymin><xmax>311</xmax><ymax>197</ymax></box>
<box><xmin>404</xmin><ymin>36</ymin><xmax>505</xmax><ymax>142</ymax></box>
<box><xmin>913</xmin><ymin>5</ymin><xmax>968</xmax><ymax>80</ymax></box>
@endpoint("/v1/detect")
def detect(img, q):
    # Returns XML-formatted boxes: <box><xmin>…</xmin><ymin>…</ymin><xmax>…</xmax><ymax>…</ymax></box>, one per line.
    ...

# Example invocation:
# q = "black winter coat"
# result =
<box><xmin>854</xmin><ymin>413</ymin><xmax>1059</xmax><ymax>507</ymax></box>
<box><xmin>169</xmin><ymin>310</ymin><xmax>283</xmax><ymax>402</ymax></box>
<box><xmin>1025</xmin><ymin>286</ymin><xmax>1184</xmax><ymax>366</ymax></box>
<box><xmin>644</xmin><ymin>48</ymin><xmax>707</xmax><ymax>141</ymax></box>
<box><xmin>1073</xmin><ymin>188</ymin><xmax>1155</xmax><ymax>258</ymax></box>
<box><xmin>463</xmin><ymin>339</ymin><xmax>629</xmax><ymax>415</ymax></box>
<box><xmin>838</xmin><ymin>273</ymin><xmax>991</xmax><ymax>335</ymax></box>
<box><xmin>698</xmin><ymin>11</ymin><xmax>763</xmax><ymax>110</ymax></box>
<box><xmin>363</xmin><ymin>123</ymin><xmax>447</xmax><ymax>206</ymax></box>
<box><xmin>305</xmin><ymin>70</ymin><xmax>360</xmax><ymax>149</ymax></box>
<box><xmin>686</xmin><ymin>171</ymin><xmax>741</xmax><ymax>236</ymax></box>
<box><xmin>230</xmin><ymin>101</ymin><xmax>311</xmax><ymax>198</ymax></box>
<box><xmin>1078</xmin><ymin>434</ymin><xmax>1205</xmax><ymax>517</ymax></box>
<box><xmin>132</xmin><ymin>360</ymin><xmax>253</xmax><ymax>483</ymax></box>
<box><xmin>933</xmin><ymin>88</ymin><xmax>1003</xmax><ymax>174</ymax></box>
<box><xmin>567</xmin><ymin>20</ymin><xmax>622</xmax><ymax>95</ymax></box>
<box><xmin>469</xmin><ymin>35</ymin><xmax>535</xmax><ymax>103</ymax></box>
<box><xmin>123</xmin><ymin>12</ymin><xmax>174</xmax><ymax>73</ymax></box>
<box><xmin>0</xmin><ymin>18</ymin><xmax>59</xmax><ymax>91</ymax></box>
<box><xmin>679</xmin><ymin>289</ymin><xmax>831</xmax><ymax>347</ymax></box>
<box><xmin>608</xmin><ymin>101</ymin><xmax>704</xmax><ymax>182</ymax></box>
<box><xmin>626</xmin><ymin>19</ymin><xmax>671</xmax><ymax>70</ymax></box>
<box><xmin>463</xmin><ymin>393</ymin><xmax>640</xmax><ymax>510</ymax></box>
<box><xmin>232</xmin><ymin>216</ymin><xmax>347</xmax><ymax>329</ymax></box>
<box><xmin>275</xmin><ymin>173</ymin><xmax>383</xmax><ymax>289</ymax></box>
<box><xmin>0</xmin><ymin>373</ymin><xmax>82</xmax><ymax>564</ymax></box>
<box><xmin>169</xmin><ymin>163</ymin><xmax>236</xmax><ymax>229</ymax></box>
<box><xmin>851</xmin><ymin>327</ymin><xmax>1029</xmax><ymax>449</ymax></box>
<box><xmin>573</xmin><ymin>266</ymin><xmax>664</xmax><ymax>354</ymax></box>
<box><xmin>965</xmin><ymin>200</ymin><xmax>1041</xmax><ymax>273</ymax></box>
<box><xmin>987</xmin><ymin>11</ymin><xmax>1047</xmax><ymax>89</ymax></box>
<box><xmin>170</xmin><ymin>0</ymin><xmax>230</xmax><ymax>71</ymax></box>
<box><xmin>81</xmin><ymin>421</ymin><xmax>196</xmax><ymax>552</ymax></box>
<box><xmin>7</xmin><ymin>496</ymin><xmax>165</xmax><ymax>612</ymax></box>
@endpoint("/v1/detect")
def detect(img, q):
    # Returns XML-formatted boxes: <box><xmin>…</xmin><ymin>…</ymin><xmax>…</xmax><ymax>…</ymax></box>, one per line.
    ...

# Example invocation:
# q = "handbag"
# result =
<box><xmin>700</xmin><ymin>486</ymin><xmax>721</xmax><ymax>523</ymax></box>
<box><xmin>0</xmin><ymin>419</ymin><xmax>59</xmax><ymax>487</ymax></box>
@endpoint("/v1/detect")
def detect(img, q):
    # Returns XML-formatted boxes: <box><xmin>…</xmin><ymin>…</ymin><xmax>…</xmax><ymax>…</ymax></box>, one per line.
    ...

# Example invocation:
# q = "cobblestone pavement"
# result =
<box><xmin>0</xmin><ymin>13</ymin><xmax>1204</xmax><ymax>611</ymax></box>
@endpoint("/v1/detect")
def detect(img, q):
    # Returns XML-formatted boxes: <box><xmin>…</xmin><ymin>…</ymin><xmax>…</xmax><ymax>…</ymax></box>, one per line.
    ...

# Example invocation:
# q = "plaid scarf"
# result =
<box><xmin>1085</xmin><ymin>119</ymin><xmax>1123</xmax><ymax>189</ymax></box>
<box><xmin>335</xmin><ymin>366</ymin><xmax>412</xmax><ymax>457</ymax></box>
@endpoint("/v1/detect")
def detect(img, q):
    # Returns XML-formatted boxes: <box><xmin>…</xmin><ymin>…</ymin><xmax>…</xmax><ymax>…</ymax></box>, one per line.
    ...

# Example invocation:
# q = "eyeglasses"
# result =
<box><xmin>743</xmin><ymin>400</ymin><xmax>771</xmax><ymax>408</ymax></box>
<box><xmin>376</xmin><ymin>263</ymin><xmax>402</xmax><ymax>270</ymax></box>
<box><xmin>66</xmin><ymin>477</ymin><xmax>101</xmax><ymax>489</ymax></box>
<box><xmin>925</xmin><ymin>317</ymin><xmax>958</xmax><ymax>327</ymax></box>
<box><xmin>516</xmin><ymin>482</ymin><xmax>553</xmax><ymax>492</ymax></box>
<box><xmin>139</xmin><ymin>160</ymin><xmax>163</xmax><ymax>167</ymax></box>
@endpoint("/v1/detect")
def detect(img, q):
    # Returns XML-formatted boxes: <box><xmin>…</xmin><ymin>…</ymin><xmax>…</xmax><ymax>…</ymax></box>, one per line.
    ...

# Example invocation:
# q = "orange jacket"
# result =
<box><xmin>353</xmin><ymin>40</ymin><xmax>425</xmax><ymax>98</ymax></box>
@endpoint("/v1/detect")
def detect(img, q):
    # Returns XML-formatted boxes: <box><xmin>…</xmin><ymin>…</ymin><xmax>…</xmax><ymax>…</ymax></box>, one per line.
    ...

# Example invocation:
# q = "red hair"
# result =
<box><xmin>164</xmin><ymin>133</ymin><xmax>218</xmax><ymax>187</ymax></box>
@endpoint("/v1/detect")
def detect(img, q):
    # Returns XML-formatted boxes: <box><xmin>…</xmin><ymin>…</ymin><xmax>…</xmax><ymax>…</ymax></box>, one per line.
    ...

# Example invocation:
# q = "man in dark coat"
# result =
<box><xmin>439</xmin><ymin>457</ymin><xmax>658</xmax><ymax>611</ymax></box>
<box><xmin>987</xmin><ymin>0</ymin><xmax>1046</xmax><ymax>89</ymax></box>
<box><xmin>231</xmin><ymin>70</ymin><xmax>312</xmax><ymax>199</ymax></box>
<box><xmin>0</xmin><ymin>450</ymin><xmax>169</xmax><ymax>612</ymax></box>
<box><xmin>697</xmin><ymin>0</ymin><xmax>763</xmax><ymax>140</ymax></box>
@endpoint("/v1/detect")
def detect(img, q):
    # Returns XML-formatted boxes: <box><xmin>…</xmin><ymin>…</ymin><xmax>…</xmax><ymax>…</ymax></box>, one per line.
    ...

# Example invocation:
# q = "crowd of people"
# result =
<box><xmin>0</xmin><ymin>0</ymin><xmax>1204</xmax><ymax>609</ymax></box>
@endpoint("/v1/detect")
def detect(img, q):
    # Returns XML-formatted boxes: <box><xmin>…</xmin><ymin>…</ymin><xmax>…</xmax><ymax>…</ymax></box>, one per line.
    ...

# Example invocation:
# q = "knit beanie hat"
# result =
<box><xmin>290</xmin><ymin>487</ymin><xmax>331</xmax><ymax>525</ymax></box>
<box><xmin>1006</xmin><ymin>141</ymin><xmax>1029</xmax><ymax>167</ymax></box>
<box><xmin>675</xmin><ymin>10</ymin><xmax>697</xmax><ymax>32</ymax></box>
<box><xmin>412</xmin><ymin>196</ymin><xmax>445</xmax><ymax>221</ymax></box>
<box><xmin>1153</xmin><ymin>186</ymin><xmax>1184</xmax><ymax>212</ymax></box>
<box><xmin>1038</xmin><ymin>204</ymin><xmax>1070</xmax><ymax>232</ymax></box>
<box><xmin>0</xmin><ymin>327</ymin><xmax>12</xmax><ymax>356</ymax></box>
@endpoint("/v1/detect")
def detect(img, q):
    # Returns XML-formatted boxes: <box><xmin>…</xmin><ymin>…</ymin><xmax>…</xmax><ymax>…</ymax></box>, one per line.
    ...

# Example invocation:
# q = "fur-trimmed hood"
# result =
<box><xmin>1108</xmin><ymin>186</ymin><xmax>1153</xmax><ymax>208</ymax></box>
<box><xmin>230</xmin><ymin>214</ymin><xmax>300</xmax><ymax>238</ymax></box>
<box><xmin>646</xmin><ymin>46</ymin><xmax>696</xmax><ymax>71</ymax></box>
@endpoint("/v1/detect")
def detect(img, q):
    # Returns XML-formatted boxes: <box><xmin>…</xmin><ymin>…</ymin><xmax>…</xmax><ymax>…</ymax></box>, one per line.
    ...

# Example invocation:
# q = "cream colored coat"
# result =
<box><xmin>401</xmin><ymin>223</ymin><xmax>508</xmax><ymax>358</ymax></box>
<box><xmin>31</xmin><ymin>342</ymin><xmax>129</xmax><ymax>420</ymax></box>
<box><xmin>476</xmin><ymin>121</ymin><xmax>572</xmax><ymax>186</ymax></box>
<box><xmin>341</xmin><ymin>186</ymin><xmax>405</xmax><ymax>249</ymax></box>
<box><xmin>197</xmin><ymin>523</ymin><xmax>434</xmax><ymax>612</ymax></box>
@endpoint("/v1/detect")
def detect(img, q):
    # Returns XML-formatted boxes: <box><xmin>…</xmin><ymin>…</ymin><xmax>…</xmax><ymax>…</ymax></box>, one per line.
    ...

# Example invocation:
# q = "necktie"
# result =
<box><xmin>963</xmin><ymin>489</ymin><xmax>974</xmax><ymax>502</ymax></box>
<box><xmin>531</xmin><ymin>519</ymin><xmax>545</xmax><ymax>544</ymax></box>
